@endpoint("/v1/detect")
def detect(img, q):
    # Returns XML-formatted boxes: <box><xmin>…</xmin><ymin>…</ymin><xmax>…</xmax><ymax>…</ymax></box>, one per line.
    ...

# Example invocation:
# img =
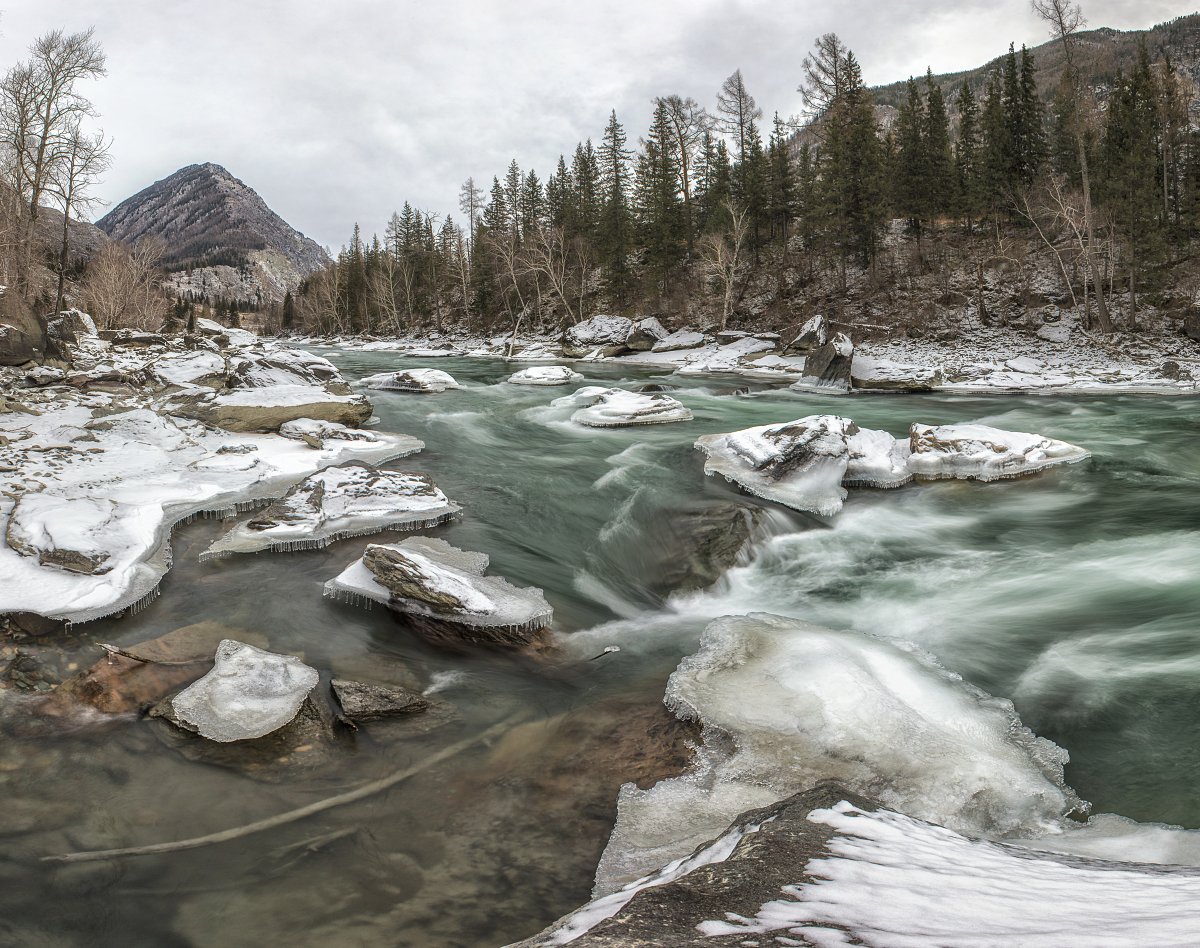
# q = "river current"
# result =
<box><xmin>1</xmin><ymin>352</ymin><xmax>1197</xmax><ymax>946</ymax></box>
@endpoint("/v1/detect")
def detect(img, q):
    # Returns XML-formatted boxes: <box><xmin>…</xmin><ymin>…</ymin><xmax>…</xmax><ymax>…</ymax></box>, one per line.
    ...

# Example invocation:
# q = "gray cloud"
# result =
<box><xmin>0</xmin><ymin>0</ymin><xmax>1183</xmax><ymax>249</ymax></box>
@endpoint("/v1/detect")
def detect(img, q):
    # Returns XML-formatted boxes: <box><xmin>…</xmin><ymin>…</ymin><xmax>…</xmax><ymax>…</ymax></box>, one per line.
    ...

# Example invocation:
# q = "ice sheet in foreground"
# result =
<box><xmin>170</xmin><ymin>640</ymin><xmax>319</xmax><ymax>742</ymax></box>
<box><xmin>360</xmin><ymin>368</ymin><xmax>461</xmax><ymax>393</ymax></box>
<box><xmin>506</xmin><ymin>365</ymin><xmax>584</xmax><ymax>386</ymax></box>
<box><xmin>554</xmin><ymin>386</ymin><xmax>693</xmax><ymax>428</ymax></box>
<box><xmin>907</xmin><ymin>422</ymin><xmax>1090</xmax><ymax>481</ymax></box>
<box><xmin>324</xmin><ymin>537</ymin><xmax>553</xmax><ymax>634</ymax></box>
<box><xmin>594</xmin><ymin>613</ymin><xmax>1082</xmax><ymax>894</ymax></box>
<box><xmin>203</xmin><ymin>463</ymin><xmax>460</xmax><ymax>557</ymax></box>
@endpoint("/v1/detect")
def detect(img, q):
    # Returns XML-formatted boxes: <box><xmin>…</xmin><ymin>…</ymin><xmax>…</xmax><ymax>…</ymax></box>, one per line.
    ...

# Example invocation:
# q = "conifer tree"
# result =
<box><xmin>954</xmin><ymin>81</ymin><xmax>983</xmax><ymax>230</ymax></box>
<box><xmin>923</xmin><ymin>70</ymin><xmax>953</xmax><ymax>222</ymax></box>
<box><xmin>598</xmin><ymin>110</ymin><xmax>634</xmax><ymax>303</ymax></box>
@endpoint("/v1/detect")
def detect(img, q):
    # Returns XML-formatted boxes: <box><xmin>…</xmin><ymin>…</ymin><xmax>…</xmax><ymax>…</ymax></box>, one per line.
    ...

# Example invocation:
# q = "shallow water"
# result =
<box><xmin>2</xmin><ymin>352</ymin><xmax>1197</xmax><ymax>946</ymax></box>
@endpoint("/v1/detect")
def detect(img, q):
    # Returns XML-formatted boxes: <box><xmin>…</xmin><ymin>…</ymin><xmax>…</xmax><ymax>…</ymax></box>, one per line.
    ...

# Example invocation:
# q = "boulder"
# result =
<box><xmin>0</xmin><ymin>322</ymin><xmax>41</xmax><ymax>366</ymax></box>
<box><xmin>626</xmin><ymin>317</ymin><xmax>669</xmax><ymax>351</ymax></box>
<box><xmin>360</xmin><ymin>368</ymin><xmax>460</xmax><ymax>393</ymax></box>
<box><xmin>506</xmin><ymin>365</ymin><xmax>584</xmax><ymax>386</ymax></box>
<box><xmin>4</xmin><ymin>493</ymin><xmax>156</xmax><ymax>576</ymax></box>
<box><xmin>651</xmin><ymin>330</ymin><xmax>706</xmax><ymax>353</ymax></box>
<box><xmin>784</xmin><ymin>314</ymin><xmax>828</xmax><ymax>353</ymax></box>
<box><xmin>1185</xmin><ymin>310</ymin><xmax>1200</xmax><ymax>343</ymax></box>
<box><xmin>109</xmin><ymin>329</ymin><xmax>167</xmax><ymax>348</ymax></box>
<box><xmin>166</xmin><ymin>387</ymin><xmax>373</xmax><ymax>432</ymax></box>
<box><xmin>562</xmin><ymin>315</ymin><xmax>634</xmax><ymax>358</ymax></box>
<box><xmin>331</xmin><ymin>678</ymin><xmax>429</xmax><ymax>721</ymax></box>
<box><xmin>42</xmin><ymin>309</ymin><xmax>97</xmax><ymax>344</ymax></box>
<box><xmin>907</xmin><ymin>423</ymin><xmax>1090</xmax><ymax>481</ymax></box>
<box><xmin>792</xmin><ymin>331</ymin><xmax>853</xmax><ymax>393</ymax></box>
<box><xmin>555</xmin><ymin>386</ymin><xmax>694</xmax><ymax>428</ymax></box>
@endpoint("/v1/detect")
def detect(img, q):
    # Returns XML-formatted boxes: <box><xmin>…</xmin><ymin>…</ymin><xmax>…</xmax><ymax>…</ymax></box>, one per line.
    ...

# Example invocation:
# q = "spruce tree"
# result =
<box><xmin>954</xmin><ymin>81</ymin><xmax>982</xmax><ymax>230</ymax></box>
<box><xmin>598</xmin><ymin>110</ymin><xmax>634</xmax><ymax>304</ymax></box>
<box><xmin>923</xmin><ymin>70</ymin><xmax>953</xmax><ymax>223</ymax></box>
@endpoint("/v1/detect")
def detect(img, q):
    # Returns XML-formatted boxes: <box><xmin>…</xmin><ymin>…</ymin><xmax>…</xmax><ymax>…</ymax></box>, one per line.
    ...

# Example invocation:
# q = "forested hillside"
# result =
<box><xmin>292</xmin><ymin>7</ymin><xmax>1200</xmax><ymax>344</ymax></box>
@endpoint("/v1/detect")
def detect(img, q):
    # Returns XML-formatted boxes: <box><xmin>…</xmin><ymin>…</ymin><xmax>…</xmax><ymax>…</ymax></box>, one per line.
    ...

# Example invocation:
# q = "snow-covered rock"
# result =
<box><xmin>148</xmin><ymin>349</ymin><xmax>228</xmax><ymax>388</ymax></box>
<box><xmin>278</xmin><ymin>417</ymin><xmax>401</xmax><ymax>450</ymax></box>
<box><xmin>506</xmin><ymin>365</ymin><xmax>584</xmax><ymax>386</ymax></box>
<box><xmin>228</xmin><ymin>348</ymin><xmax>341</xmax><ymax>389</ymax></box>
<box><xmin>556</xmin><ymin>386</ymin><xmax>693</xmax><ymax>428</ymax></box>
<box><xmin>196</xmin><ymin>317</ymin><xmax>257</xmax><ymax>347</ymax></box>
<box><xmin>43</xmin><ymin>309</ymin><xmax>98</xmax><ymax>343</ymax></box>
<box><xmin>324</xmin><ymin>537</ymin><xmax>553</xmax><ymax>644</ymax></box>
<box><xmin>166</xmin><ymin>385</ymin><xmax>373</xmax><ymax>431</ymax></box>
<box><xmin>674</xmin><ymin>337</ymin><xmax>777</xmax><ymax>375</ymax></box>
<box><xmin>845</xmin><ymin>426</ymin><xmax>913</xmax><ymax>488</ymax></box>
<box><xmin>907</xmin><ymin>423</ymin><xmax>1090</xmax><ymax>481</ymax></box>
<box><xmin>626</xmin><ymin>317</ymin><xmax>669</xmax><ymax>351</ymax></box>
<box><xmin>170</xmin><ymin>640</ymin><xmax>319</xmax><ymax>742</ymax></box>
<box><xmin>651</xmin><ymin>330</ymin><xmax>706</xmax><ymax>353</ymax></box>
<box><xmin>784</xmin><ymin>313</ymin><xmax>828</xmax><ymax>353</ymax></box>
<box><xmin>203</xmin><ymin>463</ymin><xmax>459</xmax><ymax>557</ymax></box>
<box><xmin>792</xmin><ymin>331</ymin><xmax>854</xmax><ymax>393</ymax></box>
<box><xmin>561</xmin><ymin>315</ymin><xmax>634</xmax><ymax>358</ymax></box>
<box><xmin>24</xmin><ymin>366</ymin><xmax>66</xmax><ymax>387</ymax></box>
<box><xmin>5</xmin><ymin>493</ymin><xmax>159</xmax><ymax>576</ymax></box>
<box><xmin>360</xmin><ymin>368</ymin><xmax>461</xmax><ymax>393</ymax></box>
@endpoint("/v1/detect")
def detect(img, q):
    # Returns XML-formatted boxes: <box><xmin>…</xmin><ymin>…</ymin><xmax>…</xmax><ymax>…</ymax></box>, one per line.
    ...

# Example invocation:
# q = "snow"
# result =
<box><xmin>651</xmin><ymin>330</ymin><xmax>706</xmax><ymax>353</ymax></box>
<box><xmin>907</xmin><ymin>422</ymin><xmax>1091</xmax><ymax>481</ymax></box>
<box><xmin>506</xmin><ymin>365</ymin><xmax>584</xmax><ymax>386</ymax></box>
<box><xmin>554</xmin><ymin>386</ymin><xmax>693</xmax><ymax>428</ymax></box>
<box><xmin>5</xmin><ymin>494</ymin><xmax>160</xmax><ymax>577</ymax></box>
<box><xmin>698</xmin><ymin>801</ymin><xmax>1200</xmax><ymax>947</ymax></box>
<box><xmin>562</xmin><ymin>315</ymin><xmax>634</xmax><ymax>354</ymax></box>
<box><xmin>170</xmin><ymin>640</ymin><xmax>319</xmax><ymax>742</ymax></box>
<box><xmin>277</xmin><ymin>417</ymin><xmax>395</xmax><ymax>447</ymax></box>
<box><xmin>594</xmin><ymin>613</ymin><xmax>1081</xmax><ymax>893</ymax></box>
<box><xmin>204</xmin><ymin>464</ymin><xmax>460</xmax><ymax>557</ymax></box>
<box><xmin>206</xmin><ymin>384</ymin><xmax>364</xmax><ymax>408</ymax></box>
<box><xmin>359</xmin><ymin>368</ymin><xmax>461</xmax><ymax>393</ymax></box>
<box><xmin>324</xmin><ymin>536</ymin><xmax>553</xmax><ymax>632</ymax></box>
<box><xmin>149</xmin><ymin>350</ymin><xmax>227</xmax><ymax>387</ymax></box>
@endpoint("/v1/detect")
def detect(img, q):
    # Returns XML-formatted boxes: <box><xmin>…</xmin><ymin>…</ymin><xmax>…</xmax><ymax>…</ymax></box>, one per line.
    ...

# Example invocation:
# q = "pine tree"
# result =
<box><xmin>634</xmin><ymin>100</ymin><xmax>685</xmax><ymax>289</ymax></box>
<box><xmin>954</xmin><ymin>81</ymin><xmax>983</xmax><ymax>230</ymax></box>
<box><xmin>923</xmin><ymin>70</ymin><xmax>953</xmax><ymax>223</ymax></box>
<box><xmin>598</xmin><ymin>110</ymin><xmax>634</xmax><ymax>304</ymax></box>
<box><xmin>766</xmin><ymin>112</ymin><xmax>795</xmax><ymax>243</ymax></box>
<box><xmin>893</xmin><ymin>77</ymin><xmax>927</xmax><ymax>230</ymax></box>
<box><xmin>572</xmin><ymin>140</ymin><xmax>602</xmax><ymax>240</ymax></box>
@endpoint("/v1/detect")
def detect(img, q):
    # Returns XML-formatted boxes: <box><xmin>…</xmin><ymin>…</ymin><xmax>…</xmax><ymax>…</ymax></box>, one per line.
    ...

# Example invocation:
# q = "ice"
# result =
<box><xmin>506</xmin><ymin>365</ymin><xmax>584</xmax><ymax>386</ymax></box>
<box><xmin>324</xmin><ymin>536</ymin><xmax>553</xmax><ymax>633</ymax></box>
<box><xmin>907</xmin><ymin>422</ymin><xmax>1091</xmax><ymax>481</ymax></box>
<box><xmin>554</xmin><ymin>387</ymin><xmax>693</xmax><ymax>428</ymax></box>
<box><xmin>360</xmin><ymin>368</ymin><xmax>461</xmax><ymax>393</ymax></box>
<box><xmin>5</xmin><ymin>493</ymin><xmax>160</xmax><ymax>577</ymax></box>
<box><xmin>698</xmin><ymin>801</ymin><xmax>1200</xmax><ymax>946</ymax></box>
<box><xmin>204</xmin><ymin>463</ymin><xmax>460</xmax><ymax>557</ymax></box>
<box><xmin>844</xmin><ymin>425</ymin><xmax>913</xmax><ymax>488</ymax></box>
<box><xmin>170</xmin><ymin>640</ymin><xmax>319</xmax><ymax>742</ymax></box>
<box><xmin>694</xmin><ymin>415</ymin><xmax>855</xmax><ymax>516</ymax></box>
<box><xmin>594</xmin><ymin>613</ymin><xmax>1082</xmax><ymax>893</ymax></box>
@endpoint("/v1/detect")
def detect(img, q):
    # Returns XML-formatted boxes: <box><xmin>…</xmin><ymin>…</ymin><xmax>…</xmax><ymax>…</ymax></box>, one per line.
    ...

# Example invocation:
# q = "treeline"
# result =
<box><xmin>296</xmin><ymin>5</ymin><xmax>1199</xmax><ymax>337</ymax></box>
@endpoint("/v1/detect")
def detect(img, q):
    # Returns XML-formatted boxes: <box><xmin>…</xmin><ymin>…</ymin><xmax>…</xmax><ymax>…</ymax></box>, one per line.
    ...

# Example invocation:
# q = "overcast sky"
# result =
<box><xmin>0</xmin><ymin>0</ymin><xmax>1187</xmax><ymax>249</ymax></box>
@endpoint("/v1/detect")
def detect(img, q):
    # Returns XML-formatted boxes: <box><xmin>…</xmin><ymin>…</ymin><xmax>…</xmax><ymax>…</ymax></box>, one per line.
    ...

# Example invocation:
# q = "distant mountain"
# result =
<box><xmin>97</xmin><ymin>162</ymin><xmax>330</xmax><ymax>305</ymax></box>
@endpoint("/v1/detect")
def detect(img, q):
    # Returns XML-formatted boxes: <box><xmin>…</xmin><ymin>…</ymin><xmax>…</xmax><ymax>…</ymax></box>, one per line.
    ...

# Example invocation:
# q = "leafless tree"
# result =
<box><xmin>522</xmin><ymin>225</ymin><xmax>594</xmax><ymax>326</ymax></box>
<box><xmin>83</xmin><ymin>238</ymin><xmax>166</xmax><ymax>330</ymax></box>
<box><xmin>656</xmin><ymin>95</ymin><xmax>711</xmax><ymax>259</ymax></box>
<box><xmin>698</xmin><ymin>200</ymin><xmax>749</xmax><ymax>330</ymax></box>
<box><xmin>799</xmin><ymin>33</ymin><xmax>850</xmax><ymax>125</ymax></box>
<box><xmin>716</xmin><ymin>70</ymin><xmax>761</xmax><ymax>165</ymax></box>
<box><xmin>47</xmin><ymin>118</ymin><xmax>110</xmax><ymax>314</ymax></box>
<box><xmin>458</xmin><ymin>177</ymin><xmax>483</xmax><ymax>255</ymax></box>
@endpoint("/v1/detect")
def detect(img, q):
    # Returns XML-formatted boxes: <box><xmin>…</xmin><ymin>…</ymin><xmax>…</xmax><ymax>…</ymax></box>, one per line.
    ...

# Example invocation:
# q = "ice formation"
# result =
<box><xmin>506</xmin><ymin>365</ymin><xmax>584</xmax><ymax>386</ymax></box>
<box><xmin>170</xmin><ymin>640</ymin><xmax>319</xmax><ymax>742</ymax></box>
<box><xmin>324</xmin><ymin>537</ymin><xmax>553</xmax><ymax>634</ymax></box>
<box><xmin>594</xmin><ymin>613</ymin><xmax>1082</xmax><ymax>893</ymax></box>
<box><xmin>359</xmin><ymin>368</ymin><xmax>461</xmax><ymax>393</ymax></box>
<box><xmin>203</xmin><ymin>463</ymin><xmax>460</xmax><ymax>557</ymax></box>
<box><xmin>554</xmin><ymin>386</ymin><xmax>693</xmax><ymax>428</ymax></box>
<box><xmin>907</xmin><ymin>422</ymin><xmax>1091</xmax><ymax>481</ymax></box>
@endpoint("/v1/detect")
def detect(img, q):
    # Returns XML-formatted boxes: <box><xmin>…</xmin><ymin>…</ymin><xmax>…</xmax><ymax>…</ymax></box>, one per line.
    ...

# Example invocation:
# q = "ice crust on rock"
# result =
<box><xmin>907</xmin><ymin>422</ymin><xmax>1090</xmax><ymax>481</ymax></box>
<box><xmin>324</xmin><ymin>536</ymin><xmax>552</xmax><ymax>633</ymax></box>
<box><xmin>555</xmin><ymin>386</ymin><xmax>693</xmax><ymax>428</ymax></box>
<box><xmin>204</xmin><ymin>463</ymin><xmax>460</xmax><ymax>557</ymax></box>
<box><xmin>5</xmin><ymin>493</ymin><xmax>159</xmax><ymax>576</ymax></box>
<box><xmin>360</xmin><ymin>368</ymin><xmax>461</xmax><ymax>393</ymax></box>
<box><xmin>594</xmin><ymin>613</ymin><xmax>1083</xmax><ymax>894</ymax></box>
<box><xmin>844</xmin><ymin>425</ymin><xmax>913</xmax><ymax>488</ymax></box>
<box><xmin>506</xmin><ymin>365</ymin><xmax>584</xmax><ymax>386</ymax></box>
<box><xmin>170</xmin><ymin>640</ymin><xmax>319</xmax><ymax>742</ymax></box>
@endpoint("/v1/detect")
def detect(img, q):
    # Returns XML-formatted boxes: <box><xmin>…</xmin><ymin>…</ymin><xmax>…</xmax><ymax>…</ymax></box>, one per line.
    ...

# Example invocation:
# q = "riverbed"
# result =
<box><xmin>2</xmin><ymin>352</ymin><xmax>1197</xmax><ymax>947</ymax></box>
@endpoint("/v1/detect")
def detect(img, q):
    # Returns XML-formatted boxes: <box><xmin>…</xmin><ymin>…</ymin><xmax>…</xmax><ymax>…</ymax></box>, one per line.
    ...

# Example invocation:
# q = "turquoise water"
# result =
<box><xmin>1</xmin><ymin>352</ymin><xmax>1197</xmax><ymax>946</ymax></box>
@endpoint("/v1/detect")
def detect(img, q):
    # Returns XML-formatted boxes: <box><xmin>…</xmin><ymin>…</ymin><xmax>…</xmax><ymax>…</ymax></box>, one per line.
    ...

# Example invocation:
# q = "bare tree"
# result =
<box><xmin>799</xmin><ymin>33</ymin><xmax>850</xmax><ymax>124</ymax></box>
<box><xmin>84</xmin><ymin>238</ymin><xmax>165</xmax><ymax>330</ymax></box>
<box><xmin>1032</xmin><ymin>0</ymin><xmax>1113</xmax><ymax>332</ymax></box>
<box><xmin>458</xmin><ymin>177</ymin><xmax>483</xmax><ymax>254</ymax></box>
<box><xmin>522</xmin><ymin>225</ymin><xmax>595</xmax><ymax>326</ymax></box>
<box><xmin>698</xmin><ymin>200</ymin><xmax>749</xmax><ymax>330</ymax></box>
<box><xmin>657</xmin><ymin>95</ymin><xmax>712</xmax><ymax>260</ymax></box>
<box><xmin>46</xmin><ymin>118</ymin><xmax>110</xmax><ymax>314</ymax></box>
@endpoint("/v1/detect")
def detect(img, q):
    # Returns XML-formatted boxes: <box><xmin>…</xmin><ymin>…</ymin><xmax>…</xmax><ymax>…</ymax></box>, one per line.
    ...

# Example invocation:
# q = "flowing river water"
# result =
<box><xmin>1</xmin><ymin>351</ymin><xmax>1198</xmax><ymax>947</ymax></box>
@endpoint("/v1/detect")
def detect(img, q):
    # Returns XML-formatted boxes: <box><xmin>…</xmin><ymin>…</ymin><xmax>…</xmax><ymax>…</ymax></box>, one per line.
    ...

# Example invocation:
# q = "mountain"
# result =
<box><xmin>97</xmin><ymin>162</ymin><xmax>330</xmax><ymax>305</ymax></box>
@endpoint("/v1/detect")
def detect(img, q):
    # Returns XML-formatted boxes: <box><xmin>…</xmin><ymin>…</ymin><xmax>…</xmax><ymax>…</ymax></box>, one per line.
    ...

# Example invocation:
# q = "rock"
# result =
<box><xmin>555</xmin><ymin>386</ymin><xmax>693</xmax><ymax>428</ymax></box>
<box><xmin>647</xmin><ymin>502</ymin><xmax>762</xmax><ymax>597</ymax></box>
<box><xmin>277</xmin><ymin>417</ymin><xmax>399</xmax><ymax>450</ymax></box>
<box><xmin>228</xmin><ymin>348</ymin><xmax>342</xmax><ymax>389</ymax></box>
<box><xmin>625</xmin><ymin>317</ymin><xmax>669</xmax><ymax>351</ymax></box>
<box><xmin>330</xmin><ymin>678</ymin><xmax>428</xmax><ymax>720</ymax></box>
<box><xmin>109</xmin><ymin>329</ymin><xmax>167</xmax><ymax>348</ymax></box>
<box><xmin>651</xmin><ymin>330</ymin><xmax>706</xmax><ymax>353</ymax></box>
<box><xmin>203</xmin><ymin>463</ymin><xmax>458</xmax><ymax>558</ymax></box>
<box><xmin>1185</xmin><ymin>310</ymin><xmax>1200</xmax><ymax>342</ymax></box>
<box><xmin>635</xmin><ymin>383</ymin><xmax>678</xmax><ymax>393</ymax></box>
<box><xmin>4</xmin><ymin>493</ymin><xmax>154</xmax><ymax>575</ymax></box>
<box><xmin>166</xmin><ymin>387</ymin><xmax>373</xmax><ymax>432</ymax></box>
<box><xmin>360</xmin><ymin>368</ymin><xmax>460</xmax><ymax>393</ymax></box>
<box><xmin>792</xmin><ymin>331</ymin><xmax>853</xmax><ymax>393</ymax></box>
<box><xmin>562</xmin><ymin>315</ymin><xmax>634</xmax><ymax>358</ymax></box>
<box><xmin>42</xmin><ymin>309</ymin><xmax>97</xmax><ymax>344</ymax></box>
<box><xmin>324</xmin><ymin>537</ymin><xmax>553</xmax><ymax>648</ymax></box>
<box><xmin>1036</xmin><ymin>323</ymin><xmax>1072</xmax><ymax>344</ymax></box>
<box><xmin>1158</xmin><ymin>360</ymin><xmax>1192</xmax><ymax>381</ymax></box>
<box><xmin>0</xmin><ymin>322</ymin><xmax>41</xmax><ymax>366</ymax></box>
<box><xmin>506</xmin><ymin>365</ymin><xmax>584</xmax><ymax>386</ymax></box>
<box><xmin>784</xmin><ymin>314</ymin><xmax>828</xmax><ymax>353</ymax></box>
<box><xmin>907</xmin><ymin>423</ymin><xmax>1090</xmax><ymax>481</ymax></box>
<box><xmin>24</xmin><ymin>366</ymin><xmax>65</xmax><ymax>387</ymax></box>
<box><xmin>715</xmin><ymin>329</ymin><xmax>749</xmax><ymax>343</ymax></box>
<box><xmin>165</xmin><ymin>640</ymin><xmax>319</xmax><ymax>742</ymax></box>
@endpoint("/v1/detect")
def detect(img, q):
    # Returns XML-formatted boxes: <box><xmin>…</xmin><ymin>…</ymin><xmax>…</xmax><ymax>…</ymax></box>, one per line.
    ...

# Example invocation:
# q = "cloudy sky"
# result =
<box><xmin>0</xmin><ymin>0</ymin><xmax>1185</xmax><ymax>249</ymax></box>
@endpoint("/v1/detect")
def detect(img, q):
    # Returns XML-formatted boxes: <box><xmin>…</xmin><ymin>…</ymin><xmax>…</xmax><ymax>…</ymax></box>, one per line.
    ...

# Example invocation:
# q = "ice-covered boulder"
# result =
<box><xmin>651</xmin><ymin>329</ymin><xmax>706</xmax><ymax>353</ymax></box>
<box><xmin>169</xmin><ymin>640</ymin><xmax>319</xmax><ymax>742</ymax></box>
<box><xmin>845</xmin><ymin>425</ymin><xmax>913</xmax><ymax>489</ymax></box>
<box><xmin>907</xmin><ymin>423</ymin><xmax>1090</xmax><ymax>481</ymax></box>
<box><xmin>5</xmin><ymin>493</ymin><xmax>158</xmax><ymax>576</ymax></box>
<box><xmin>324</xmin><ymin>537</ymin><xmax>553</xmax><ymax>646</ymax></box>
<box><xmin>561</xmin><ymin>315</ymin><xmax>634</xmax><ymax>358</ymax></box>
<box><xmin>360</xmin><ymin>368</ymin><xmax>461</xmax><ymax>393</ymax></box>
<box><xmin>792</xmin><ymin>331</ymin><xmax>853</xmax><ymax>392</ymax></box>
<box><xmin>203</xmin><ymin>463</ymin><xmax>460</xmax><ymax>557</ymax></box>
<box><xmin>506</xmin><ymin>365</ymin><xmax>584</xmax><ymax>386</ymax></box>
<box><xmin>557</xmin><ymin>386</ymin><xmax>693</xmax><ymax>428</ymax></box>
<box><xmin>626</xmin><ymin>317</ymin><xmax>669</xmax><ymax>351</ymax></box>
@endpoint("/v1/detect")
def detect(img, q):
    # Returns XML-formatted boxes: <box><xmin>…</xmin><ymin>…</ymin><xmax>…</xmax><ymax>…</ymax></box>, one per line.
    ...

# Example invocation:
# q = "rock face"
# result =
<box><xmin>360</xmin><ymin>368</ymin><xmax>461</xmax><ymax>393</ymax></box>
<box><xmin>203</xmin><ymin>463</ymin><xmax>457</xmax><ymax>557</ymax></box>
<box><xmin>324</xmin><ymin>537</ymin><xmax>553</xmax><ymax>647</ymax></box>
<box><xmin>168</xmin><ymin>640</ymin><xmax>319</xmax><ymax>742</ymax></box>
<box><xmin>97</xmin><ymin>162</ymin><xmax>331</xmax><ymax>304</ymax></box>
<box><xmin>557</xmin><ymin>386</ymin><xmax>694</xmax><ymax>428</ymax></box>
<box><xmin>793</xmin><ymin>331</ymin><xmax>853</xmax><ymax>392</ymax></box>
<box><xmin>562</xmin><ymin>315</ymin><xmax>635</xmax><ymax>358</ymax></box>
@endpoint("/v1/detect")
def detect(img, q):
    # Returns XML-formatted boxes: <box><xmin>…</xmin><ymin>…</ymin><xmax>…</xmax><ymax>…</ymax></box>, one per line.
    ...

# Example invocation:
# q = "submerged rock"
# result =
<box><xmin>167</xmin><ymin>640</ymin><xmax>319</xmax><ymax>742</ymax></box>
<box><xmin>562</xmin><ymin>315</ymin><xmax>635</xmax><ymax>358</ymax></box>
<box><xmin>907</xmin><ymin>422</ymin><xmax>1090</xmax><ymax>481</ymax></box>
<box><xmin>360</xmin><ymin>368</ymin><xmax>461</xmax><ymax>393</ymax></box>
<box><xmin>557</xmin><ymin>386</ymin><xmax>693</xmax><ymax>428</ymax></box>
<box><xmin>324</xmin><ymin>537</ymin><xmax>553</xmax><ymax>647</ymax></box>
<box><xmin>506</xmin><ymin>365</ymin><xmax>584</xmax><ymax>386</ymax></box>
<box><xmin>646</xmin><ymin>502</ymin><xmax>763</xmax><ymax>597</ymax></box>
<box><xmin>331</xmin><ymin>678</ymin><xmax>429</xmax><ymax>720</ymax></box>
<box><xmin>203</xmin><ymin>463</ymin><xmax>458</xmax><ymax>558</ymax></box>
